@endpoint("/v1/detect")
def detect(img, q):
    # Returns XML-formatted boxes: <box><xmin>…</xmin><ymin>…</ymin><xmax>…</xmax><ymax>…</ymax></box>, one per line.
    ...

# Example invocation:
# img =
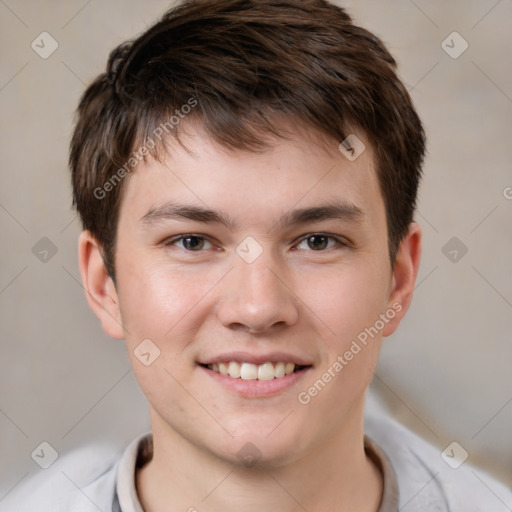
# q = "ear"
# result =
<box><xmin>78</xmin><ymin>230</ymin><xmax>125</xmax><ymax>340</ymax></box>
<box><xmin>382</xmin><ymin>222</ymin><xmax>422</xmax><ymax>337</ymax></box>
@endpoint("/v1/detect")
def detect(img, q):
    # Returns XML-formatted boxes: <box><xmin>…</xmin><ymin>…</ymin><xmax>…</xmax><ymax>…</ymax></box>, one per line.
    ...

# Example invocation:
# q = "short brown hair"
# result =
<box><xmin>70</xmin><ymin>0</ymin><xmax>426</xmax><ymax>281</ymax></box>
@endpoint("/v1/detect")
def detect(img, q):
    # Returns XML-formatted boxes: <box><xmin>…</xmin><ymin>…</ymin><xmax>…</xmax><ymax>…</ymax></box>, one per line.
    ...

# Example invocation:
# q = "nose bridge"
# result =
<box><xmin>217</xmin><ymin>248</ymin><xmax>299</xmax><ymax>332</ymax></box>
<box><xmin>237</xmin><ymin>254</ymin><xmax>280</xmax><ymax>301</ymax></box>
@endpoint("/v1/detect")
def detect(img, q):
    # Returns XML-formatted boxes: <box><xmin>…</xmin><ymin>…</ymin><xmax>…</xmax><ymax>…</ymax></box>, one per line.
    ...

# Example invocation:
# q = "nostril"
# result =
<box><xmin>228</xmin><ymin>323</ymin><xmax>251</xmax><ymax>333</ymax></box>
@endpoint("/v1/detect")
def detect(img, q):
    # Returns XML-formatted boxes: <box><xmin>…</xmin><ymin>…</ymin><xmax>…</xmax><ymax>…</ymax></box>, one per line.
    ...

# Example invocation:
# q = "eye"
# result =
<box><xmin>166</xmin><ymin>235</ymin><xmax>214</xmax><ymax>251</ymax></box>
<box><xmin>295</xmin><ymin>234</ymin><xmax>345</xmax><ymax>251</ymax></box>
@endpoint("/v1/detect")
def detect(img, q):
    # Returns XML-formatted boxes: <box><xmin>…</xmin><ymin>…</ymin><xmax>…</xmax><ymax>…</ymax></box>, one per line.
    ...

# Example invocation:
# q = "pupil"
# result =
<box><xmin>308</xmin><ymin>235</ymin><xmax>327</xmax><ymax>250</ymax></box>
<box><xmin>185</xmin><ymin>237</ymin><xmax>203</xmax><ymax>250</ymax></box>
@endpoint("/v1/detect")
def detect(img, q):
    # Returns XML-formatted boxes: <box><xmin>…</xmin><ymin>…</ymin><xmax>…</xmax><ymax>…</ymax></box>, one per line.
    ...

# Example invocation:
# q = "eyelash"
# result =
<box><xmin>164</xmin><ymin>233</ymin><xmax>348</xmax><ymax>252</ymax></box>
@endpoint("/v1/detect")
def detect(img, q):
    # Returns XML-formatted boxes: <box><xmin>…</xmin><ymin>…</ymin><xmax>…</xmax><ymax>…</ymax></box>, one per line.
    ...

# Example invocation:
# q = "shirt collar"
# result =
<box><xmin>113</xmin><ymin>432</ymin><xmax>399</xmax><ymax>512</ymax></box>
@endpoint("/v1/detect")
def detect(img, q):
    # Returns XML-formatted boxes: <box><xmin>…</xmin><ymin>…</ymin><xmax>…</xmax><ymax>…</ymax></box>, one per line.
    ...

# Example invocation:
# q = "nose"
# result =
<box><xmin>216</xmin><ymin>252</ymin><xmax>300</xmax><ymax>334</ymax></box>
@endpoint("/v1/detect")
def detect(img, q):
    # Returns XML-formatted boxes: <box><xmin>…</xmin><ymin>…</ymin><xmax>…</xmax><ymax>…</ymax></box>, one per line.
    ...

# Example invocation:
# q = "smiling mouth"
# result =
<box><xmin>199</xmin><ymin>361</ymin><xmax>310</xmax><ymax>381</ymax></box>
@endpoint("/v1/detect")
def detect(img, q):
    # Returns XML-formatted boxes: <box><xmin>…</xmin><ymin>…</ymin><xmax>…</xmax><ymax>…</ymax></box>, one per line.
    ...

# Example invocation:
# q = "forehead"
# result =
<box><xmin>118</xmin><ymin>126</ymin><xmax>385</xmax><ymax>231</ymax></box>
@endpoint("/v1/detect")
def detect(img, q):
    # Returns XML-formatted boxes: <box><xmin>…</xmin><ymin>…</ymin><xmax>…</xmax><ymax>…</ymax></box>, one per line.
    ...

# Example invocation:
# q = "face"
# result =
<box><xmin>91</xmin><ymin>125</ymin><xmax>415</xmax><ymax>467</ymax></box>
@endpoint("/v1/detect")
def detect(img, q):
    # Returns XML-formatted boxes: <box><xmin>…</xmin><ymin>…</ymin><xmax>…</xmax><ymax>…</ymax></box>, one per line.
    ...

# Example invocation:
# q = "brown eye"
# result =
<box><xmin>295</xmin><ymin>234</ymin><xmax>345</xmax><ymax>251</ymax></box>
<box><xmin>168</xmin><ymin>235</ymin><xmax>213</xmax><ymax>251</ymax></box>
<box><xmin>307</xmin><ymin>235</ymin><xmax>329</xmax><ymax>250</ymax></box>
<box><xmin>182</xmin><ymin>236</ymin><xmax>205</xmax><ymax>250</ymax></box>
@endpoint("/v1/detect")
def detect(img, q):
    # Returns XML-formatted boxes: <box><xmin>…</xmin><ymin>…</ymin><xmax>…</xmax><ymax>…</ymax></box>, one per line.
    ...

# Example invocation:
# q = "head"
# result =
<box><xmin>73</xmin><ymin>0</ymin><xmax>425</xmax><ymax>466</ymax></box>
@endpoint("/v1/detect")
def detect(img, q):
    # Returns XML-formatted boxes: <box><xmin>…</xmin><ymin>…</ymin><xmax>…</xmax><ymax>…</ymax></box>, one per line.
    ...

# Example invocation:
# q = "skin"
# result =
<box><xmin>79</xmin><ymin>124</ymin><xmax>421</xmax><ymax>512</ymax></box>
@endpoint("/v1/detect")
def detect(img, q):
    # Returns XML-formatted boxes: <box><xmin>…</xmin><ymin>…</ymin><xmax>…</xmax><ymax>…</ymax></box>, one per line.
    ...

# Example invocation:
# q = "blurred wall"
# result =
<box><xmin>1</xmin><ymin>0</ymin><xmax>511</xmax><ymax>499</ymax></box>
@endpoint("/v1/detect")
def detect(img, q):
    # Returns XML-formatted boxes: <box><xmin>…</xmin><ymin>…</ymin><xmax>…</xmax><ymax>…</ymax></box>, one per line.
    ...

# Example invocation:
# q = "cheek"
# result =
<box><xmin>293</xmin><ymin>261</ymin><xmax>388</xmax><ymax>408</ymax></box>
<box><xmin>295</xmin><ymin>267</ymin><xmax>386</xmax><ymax>426</ymax></box>
<box><xmin>116</xmin><ymin>258</ymin><xmax>215</xmax><ymax>344</ymax></box>
<box><xmin>116</xmin><ymin>261</ymin><xmax>212</xmax><ymax>417</ymax></box>
<box><xmin>298</xmin><ymin>260</ymin><xmax>390</xmax><ymax>347</ymax></box>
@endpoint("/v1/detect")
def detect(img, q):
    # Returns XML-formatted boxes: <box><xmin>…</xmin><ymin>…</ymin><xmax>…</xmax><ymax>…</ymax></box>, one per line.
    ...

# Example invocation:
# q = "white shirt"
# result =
<box><xmin>2</xmin><ymin>401</ymin><xmax>511</xmax><ymax>511</ymax></box>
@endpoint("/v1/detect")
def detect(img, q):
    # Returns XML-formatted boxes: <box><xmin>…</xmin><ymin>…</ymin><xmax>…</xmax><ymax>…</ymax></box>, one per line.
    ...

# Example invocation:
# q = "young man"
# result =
<box><xmin>4</xmin><ymin>1</ymin><xmax>511</xmax><ymax>511</ymax></box>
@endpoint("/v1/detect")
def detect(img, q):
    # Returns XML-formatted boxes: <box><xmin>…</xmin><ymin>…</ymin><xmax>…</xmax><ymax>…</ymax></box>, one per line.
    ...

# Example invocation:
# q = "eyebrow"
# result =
<box><xmin>140</xmin><ymin>203</ymin><xmax>236</xmax><ymax>230</ymax></box>
<box><xmin>277</xmin><ymin>202</ymin><xmax>364</xmax><ymax>231</ymax></box>
<box><xmin>139</xmin><ymin>201</ymin><xmax>364</xmax><ymax>231</ymax></box>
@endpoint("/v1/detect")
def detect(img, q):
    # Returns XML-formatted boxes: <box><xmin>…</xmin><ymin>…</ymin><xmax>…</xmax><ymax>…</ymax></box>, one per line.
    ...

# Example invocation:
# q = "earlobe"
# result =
<box><xmin>382</xmin><ymin>223</ymin><xmax>422</xmax><ymax>337</ymax></box>
<box><xmin>78</xmin><ymin>230</ymin><xmax>125</xmax><ymax>340</ymax></box>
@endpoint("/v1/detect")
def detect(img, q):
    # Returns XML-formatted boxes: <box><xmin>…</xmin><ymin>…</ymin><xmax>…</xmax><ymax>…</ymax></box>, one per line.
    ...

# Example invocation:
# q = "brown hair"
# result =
<box><xmin>70</xmin><ymin>0</ymin><xmax>426</xmax><ymax>282</ymax></box>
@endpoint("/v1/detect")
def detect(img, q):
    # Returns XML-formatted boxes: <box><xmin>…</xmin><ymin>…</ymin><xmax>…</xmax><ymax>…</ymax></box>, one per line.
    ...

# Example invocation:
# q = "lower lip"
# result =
<box><xmin>199</xmin><ymin>365</ymin><xmax>311</xmax><ymax>398</ymax></box>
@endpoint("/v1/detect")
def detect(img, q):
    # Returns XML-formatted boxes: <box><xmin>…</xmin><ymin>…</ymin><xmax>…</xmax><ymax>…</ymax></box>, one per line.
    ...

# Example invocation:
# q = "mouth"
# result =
<box><xmin>199</xmin><ymin>361</ymin><xmax>311</xmax><ymax>381</ymax></box>
<box><xmin>197</xmin><ymin>352</ymin><xmax>313</xmax><ymax>397</ymax></box>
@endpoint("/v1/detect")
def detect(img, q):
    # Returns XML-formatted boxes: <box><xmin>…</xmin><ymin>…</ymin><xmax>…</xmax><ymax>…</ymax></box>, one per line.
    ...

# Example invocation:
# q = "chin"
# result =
<box><xmin>215</xmin><ymin>423</ymin><xmax>309</xmax><ymax>469</ymax></box>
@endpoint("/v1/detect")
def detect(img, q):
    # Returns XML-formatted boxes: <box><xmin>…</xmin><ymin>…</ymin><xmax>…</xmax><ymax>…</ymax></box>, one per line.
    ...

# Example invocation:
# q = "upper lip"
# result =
<box><xmin>198</xmin><ymin>351</ymin><xmax>313</xmax><ymax>366</ymax></box>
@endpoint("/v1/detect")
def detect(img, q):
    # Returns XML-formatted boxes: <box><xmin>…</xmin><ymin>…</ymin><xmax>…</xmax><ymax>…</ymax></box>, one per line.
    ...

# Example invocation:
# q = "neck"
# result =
<box><xmin>136</xmin><ymin>398</ymin><xmax>382</xmax><ymax>512</ymax></box>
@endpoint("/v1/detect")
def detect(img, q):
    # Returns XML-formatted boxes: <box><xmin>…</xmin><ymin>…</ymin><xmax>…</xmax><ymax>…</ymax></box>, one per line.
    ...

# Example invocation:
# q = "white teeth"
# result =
<box><xmin>240</xmin><ymin>363</ymin><xmax>258</xmax><ymax>380</ymax></box>
<box><xmin>274</xmin><ymin>361</ymin><xmax>285</xmax><ymax>378</ymax></box>
<box><xmin>257</xmin><ymin>362</ymin><xmax>275</xmax><ymax>381</ymax></box>
<box><xmin>207</xmin><ymin>361</ymin><xmax>303</xmax><ymax>380</ymax></box>
<box><xmin>228</xmin><ymin>361</ymin><xmax>241</xmax><ymax>378</ymax></box>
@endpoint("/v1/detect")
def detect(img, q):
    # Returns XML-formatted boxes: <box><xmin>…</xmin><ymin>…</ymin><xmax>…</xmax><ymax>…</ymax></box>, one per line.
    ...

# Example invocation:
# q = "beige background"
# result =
<box><xmin>1</xmin><ymin>0</ymin><xmax>511</xmax><ymax>501</ymax></box>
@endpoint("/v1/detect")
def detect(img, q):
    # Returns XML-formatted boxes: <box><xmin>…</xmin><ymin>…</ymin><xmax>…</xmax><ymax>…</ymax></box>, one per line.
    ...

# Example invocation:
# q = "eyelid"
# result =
<box><xmin>293</xmin><ymin>232</ymin><xmax>349</xmax><ymax>250</ymax></box>
<box><xmin>163</xmin><ymin>232</ymin><xmax>349</xmax><ymax>251</ymax></box>
<box><xmin>163</xmin><ymin>234</ymin><xmax>217</xmax><ymax>250</ymax></box>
